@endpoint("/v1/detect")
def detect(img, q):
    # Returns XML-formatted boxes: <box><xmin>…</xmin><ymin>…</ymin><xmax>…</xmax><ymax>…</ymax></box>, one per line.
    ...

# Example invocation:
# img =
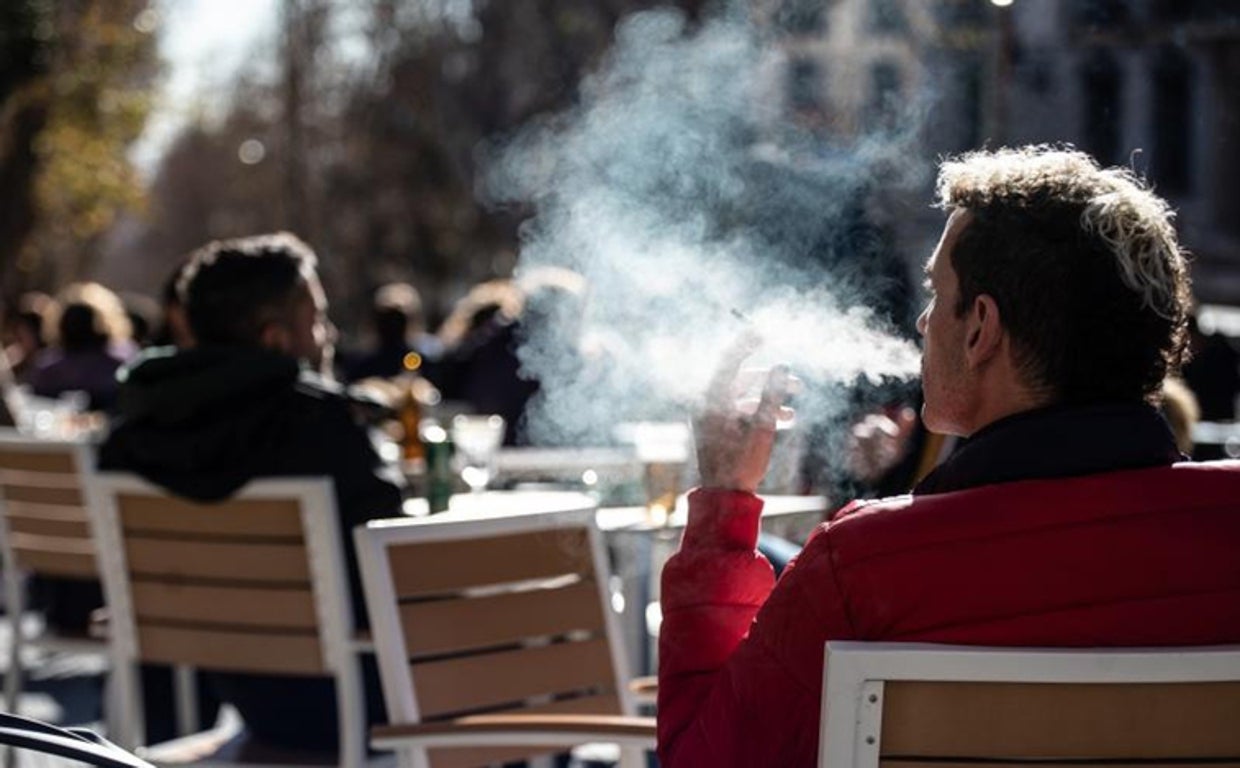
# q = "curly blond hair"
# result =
<box><xmin>937</xmin><ymin>146</ymin><xmax>1189</xmax><ymax>322</ymax></box>
<box><xmin>934</xmin><ymin>145</ymin><xmax>1191</xmax><ymax>404</ymax></box>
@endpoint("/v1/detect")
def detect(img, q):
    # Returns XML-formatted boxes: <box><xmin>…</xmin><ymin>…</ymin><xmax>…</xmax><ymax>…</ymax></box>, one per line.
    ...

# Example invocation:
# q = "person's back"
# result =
<box><xmin>98</xmin><ymin>233</ymin><xmax>401</xmax><ymax>750</ymax></box>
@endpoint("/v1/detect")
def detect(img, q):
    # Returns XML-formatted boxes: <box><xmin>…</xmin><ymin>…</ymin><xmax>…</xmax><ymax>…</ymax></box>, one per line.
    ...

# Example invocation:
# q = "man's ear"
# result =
<box><xmin>964</xmin><ymin>294</ymin><xmax>1003</xmax><ymax>369</ymax></box>
<box><xmin>259</xmin><ymin>321</ymin><xmax>290</xmax><ymax>352</ymax></box>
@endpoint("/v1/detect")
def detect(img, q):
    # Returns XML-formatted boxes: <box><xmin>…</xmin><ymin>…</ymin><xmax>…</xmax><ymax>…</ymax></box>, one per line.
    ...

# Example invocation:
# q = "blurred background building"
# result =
<box><xmin>764</xmin><ymin>0</ymin><xmax>1240</xmax><ymax>303</ymax></box>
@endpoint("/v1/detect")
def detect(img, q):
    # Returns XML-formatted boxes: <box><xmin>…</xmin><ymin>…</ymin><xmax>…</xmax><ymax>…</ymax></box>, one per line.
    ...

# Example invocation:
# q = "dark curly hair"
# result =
<box><xmin>936</xmin><ymin>145</ymin><xmax>1191</xmax><ymax>405</ymax></box>
<box><xmin>180</xmin><ymin>232</ymin><xmax>318</xmax><ymax>348</ymax></box>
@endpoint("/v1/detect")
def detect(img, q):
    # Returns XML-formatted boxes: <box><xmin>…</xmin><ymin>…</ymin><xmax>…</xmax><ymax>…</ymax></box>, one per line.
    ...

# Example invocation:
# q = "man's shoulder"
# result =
<box><xmin>823</xmin><ymin>461</ymin><xmax>1240</xmax><ymax>566</ymax></box>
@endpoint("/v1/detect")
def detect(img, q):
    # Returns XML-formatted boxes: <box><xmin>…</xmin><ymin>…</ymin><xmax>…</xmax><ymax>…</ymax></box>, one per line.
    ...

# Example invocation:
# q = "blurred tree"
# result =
<box><xmin>0</xmin><ymin>0</ymin><xmax>158</xmax><ymax>301</ymax></box>
<box><xmin>137</xmin><ymin>0</ymin><xmax>705</xmax><ymax>330</ymax></box>
<box><xmin>0</xmin><ymin>0</ymin><xmax>52</xmax><ymax>301</ymax></box>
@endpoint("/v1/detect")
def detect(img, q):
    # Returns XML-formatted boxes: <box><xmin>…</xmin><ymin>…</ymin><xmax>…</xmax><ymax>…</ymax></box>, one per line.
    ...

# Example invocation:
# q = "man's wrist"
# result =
<box><xmin>683</xmin><ymin>487</ymin><xmax>764</xmax><ymax>550</ymax></box>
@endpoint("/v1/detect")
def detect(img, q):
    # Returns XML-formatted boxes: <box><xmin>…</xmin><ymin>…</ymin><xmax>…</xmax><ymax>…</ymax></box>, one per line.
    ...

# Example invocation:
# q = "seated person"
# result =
<box><xmin>344</xmin><ymin>281</ymin><xmax>443</xmax><ymax>385</ymax></box>
<box><xmin>657</xmin><ymin>146</ymin><xmax>1240</xmax><ymax>766</ymax></box>
<box><xmin>30</xmin><ymin>283</ymin><xmax>134</xmax><ymax>411</ymax></box>
<box><xmin>99</xmin><ymin>232</ymin><xmax>404</xmax><ymax>751</ymax></box>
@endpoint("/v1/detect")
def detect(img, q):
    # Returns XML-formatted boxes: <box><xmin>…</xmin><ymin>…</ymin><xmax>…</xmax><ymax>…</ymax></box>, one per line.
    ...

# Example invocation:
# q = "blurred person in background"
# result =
<box><xmin>437</xmin><ymin>268</ymin><xmax>602</xmax><ymax>445</ymax></box>
<box><xmin>1182</xmin><ymin>312</ymin><xmax>1240</xmax><ymax>422</ymax></box>
<box><xmin>3</xmin><ymin>291</ymin><xmax>56</xmax><ymax>385</ymax></box>
<box><xmin>436</xmin><ymin>278</ymin><xmax>536</xmax><ymax>444</ymax></box>
<box><xmin>98</xmin><ymin>232</ymin><xmax>400</xmax><ymax>752</ymax></box>
<box><xmin>1161</xmin><ymin>376</ymin><xmax>1200</xmax><ymax>455</ymax></box>
<box><xmin>658</xmin><ymin>146</ymin><xmax>1240</xmax><ymax>767</ymax></box>
<box><xmin>344</xmin><ymin>281</ymin><xmax>443</xmax><ymax>385</ymax></box>
<box><xmin>30</xmin><ymin>282</ymin><xmax>134</xmax><ymax>411</ymax></box>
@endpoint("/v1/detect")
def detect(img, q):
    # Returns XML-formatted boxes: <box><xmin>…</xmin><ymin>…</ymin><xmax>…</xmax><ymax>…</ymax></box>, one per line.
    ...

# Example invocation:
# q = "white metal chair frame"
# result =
<box><xmin>355</xmin><ymin>505</ymin><xmax>656</xmax><ymax>768</ymax></box>
<box><xmin>820</xmin><ymin>641</ymin><xmax>1240</xmax><ymax>768</ymax></box>
<box><xmin>88</xmin><ymin>472</ymin><xmax>374</xmax><ymax>768</ymax></box>
<box><xmin>0</xmin><ymin>430</ymin><xmax>114</xmax><ymax>719</ymax></box>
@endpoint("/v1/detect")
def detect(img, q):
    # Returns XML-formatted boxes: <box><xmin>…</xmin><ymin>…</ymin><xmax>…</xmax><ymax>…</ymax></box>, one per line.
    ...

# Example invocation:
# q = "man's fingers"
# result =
<box><xmin>754</xmin><ymin>364</ymin><xmax>790</xmax><ymax>428</ymax></box>
<box><xmin>705</xmin><ymin>330</ymin><xmax>763</xmax><ymax>409</ymax></box>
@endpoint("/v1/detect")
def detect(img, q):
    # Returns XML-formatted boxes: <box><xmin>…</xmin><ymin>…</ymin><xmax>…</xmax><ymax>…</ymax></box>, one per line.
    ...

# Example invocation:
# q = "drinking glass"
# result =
<box><xmin>450</xmin><ymin>414</ymin><xmax>506</xmax><ymax>493</ymax></box>
<box><xmin>615</xmin><ymin>421</ymin><xmax>690</xmax><ymax>527</ymax></box>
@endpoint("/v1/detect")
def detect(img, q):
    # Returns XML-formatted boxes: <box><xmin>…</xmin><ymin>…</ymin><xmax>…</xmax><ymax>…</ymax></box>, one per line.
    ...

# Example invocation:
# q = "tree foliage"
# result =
<box><xmin>0</xmin><ymin>0</ymin><xmax>158</xmax><ymax>300</ymax></box>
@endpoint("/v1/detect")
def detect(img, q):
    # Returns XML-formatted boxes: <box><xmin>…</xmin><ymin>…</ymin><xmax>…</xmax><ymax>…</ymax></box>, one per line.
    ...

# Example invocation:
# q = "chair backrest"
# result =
<box><xmin>820</xmin><ymin>641</ymin><xmax>1240</xmax><ymax>768</ymax></box>
<box><xmin>0</xmin><ymin>429</ymin><xmax>97</xmax><ymax>582</ymax></box>
<box><xmin>90</xmin><ymin>472</ymin><xmax>379</xmax><ymax>764</ymax></box>
<box><xmin>355</xmin><ymin>502</ymin><xmax>634</xmax><ymax>768</ymax></box>
<box><xmin>88</xmin><ymin>472</ymin><xmax>355</xmax><ymax>677</ymax></box>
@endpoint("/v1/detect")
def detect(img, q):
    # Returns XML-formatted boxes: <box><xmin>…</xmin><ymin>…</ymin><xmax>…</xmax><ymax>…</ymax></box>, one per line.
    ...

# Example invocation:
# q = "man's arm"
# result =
<box><xmin>657</xmin><ymin>488</ymin><xmax>858</xmax><ymax>767</ymax></box>
<box><xmin>656</xmin><ymin>488</ymin><xmax>774</xmax><ymax>765</ymax></box>
<box><xmin>656</xmin><ymin>341</ymin><xmax>864</xmax><ymax>765</ymax></box>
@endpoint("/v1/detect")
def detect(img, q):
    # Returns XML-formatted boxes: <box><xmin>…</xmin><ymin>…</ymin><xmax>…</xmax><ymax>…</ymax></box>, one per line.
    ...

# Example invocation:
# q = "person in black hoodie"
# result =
<box><xmin>98</xmin><ymin>232</ymin><xmax>403</xmax><ymax>751</ymax></box>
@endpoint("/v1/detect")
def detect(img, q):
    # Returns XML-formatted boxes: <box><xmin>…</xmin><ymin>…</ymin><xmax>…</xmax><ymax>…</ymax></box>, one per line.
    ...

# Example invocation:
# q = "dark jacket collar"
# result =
<box><xmin>913</xmin><ymin>402</ymin><xmax>1183</xmax><ymax>496</ymax></box>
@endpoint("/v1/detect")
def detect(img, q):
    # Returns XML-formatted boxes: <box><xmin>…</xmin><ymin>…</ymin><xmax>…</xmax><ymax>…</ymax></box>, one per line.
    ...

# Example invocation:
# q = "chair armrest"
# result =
<box><xmin>371</xmin><ymin>714</ymin><xmax>657</xmax><ymax>751</ymax></box>
<box><xmin>628</xmin><ymin>676</ymin><xmax>657</xmax><ymax>705</ymax></box>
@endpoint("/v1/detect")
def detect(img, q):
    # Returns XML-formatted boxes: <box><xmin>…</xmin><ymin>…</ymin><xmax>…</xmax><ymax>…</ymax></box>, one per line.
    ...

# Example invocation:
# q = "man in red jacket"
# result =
<box><xmin>657</xmin><ymin>145</ymin><xmax>1240</xmax><ymax>767</ymax></box>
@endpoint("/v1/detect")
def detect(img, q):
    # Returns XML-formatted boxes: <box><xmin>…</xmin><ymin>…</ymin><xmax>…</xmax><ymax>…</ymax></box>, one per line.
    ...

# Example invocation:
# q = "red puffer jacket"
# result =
<box><xmin>658</xmin><ymin>461</ymin><xmax>1240</xmax><ymax>767</ymax></box>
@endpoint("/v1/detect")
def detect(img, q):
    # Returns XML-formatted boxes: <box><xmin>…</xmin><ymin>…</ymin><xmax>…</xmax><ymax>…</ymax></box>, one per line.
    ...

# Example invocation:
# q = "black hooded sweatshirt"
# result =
<box><xmin>97</xmin><ymin>346</ymin><xmax>402</xmax><ymax>750</ymax></box>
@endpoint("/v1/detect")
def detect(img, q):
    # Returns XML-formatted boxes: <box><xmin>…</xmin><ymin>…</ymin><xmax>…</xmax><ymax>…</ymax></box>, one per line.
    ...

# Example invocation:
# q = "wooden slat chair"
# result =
<box><xmin>88</xmin><ymin>472</ymin><xmax>378</xmax><ymax>768</ymax></box>
<box><xmin>0</xmin><ymin>430</ymin><xmax>111</xmax><ymax>716</ymax></box>
<box><xmin>354</xmin><ymin>506</ymin><xmax>656</xmax><ymax>768</ymax></box>
<box><xmin>820</xmin><ymin>641</ymin><xmax>1240</xmax><ymax>768</ymax></box>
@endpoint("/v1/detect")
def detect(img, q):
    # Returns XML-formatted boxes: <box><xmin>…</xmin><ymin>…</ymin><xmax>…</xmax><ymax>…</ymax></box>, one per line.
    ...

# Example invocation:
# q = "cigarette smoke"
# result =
<box><xmin>483</xmin><ymin>5</ymin><xmax>930</xmax><ymax>449</ymax></box>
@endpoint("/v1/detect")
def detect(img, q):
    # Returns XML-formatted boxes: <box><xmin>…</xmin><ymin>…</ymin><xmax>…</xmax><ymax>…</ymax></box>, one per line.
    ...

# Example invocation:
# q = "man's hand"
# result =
<box><xmin>846</xmin><ymin>406</ymin><xmax>918</xmax><ymax>484</ymax></box>
<box><xmin>694</xmin><ymin>335</ymin><xmax>795</xmax><ymax>494</ymax></box>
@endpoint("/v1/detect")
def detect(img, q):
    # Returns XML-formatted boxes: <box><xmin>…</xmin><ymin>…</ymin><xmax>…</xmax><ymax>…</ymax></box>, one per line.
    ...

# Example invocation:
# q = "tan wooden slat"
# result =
<box><xmin>137</xmin><ymin>624</ymin><xmax>325</xmax><ymax>674</ymax></box>
<box><xmin>401</xmin><ymin>579</ymin><xmax>605</xmax><ymax>657</ymax></box>
<box><xmin>0</xmin><ymin>468</ymin><xmax>81</xmax><ymax>488</ymax></box>
<box><xmin>881</xmin><ymin>680</ymin><xmax>1240</xmax><ymax>759</ymax></box>
<box><xmin>3</xmin><ymin>500</ymin><xmax>88</xmax><ymax>521</ymax></box>
<box><xmin>132</xmin><ymin>582</ymin><xmax>319</xmax><ymax>630</ymax></box>
<box><xmin>413</xmin><ymin>637</ymin><xmax>617</xmax><ymax>719</ymax></box>
<box><xmin>2</xmin><ymin>485</ymin><xmax>83</xmax><ymax>506</ymax></box>
<box><xmin>0</xmin><ymin>451</ymin><xmax>76</xmax><ymax>473</ymax></box>
<box><xmin>118</xmin><ymin>494</ymin><xmax>303</xmax><ymax>538</ymax></box>
<box><xmin>409</xmin><ymin>696</ymin><xmax>626</xmax><ymax>768</ymax></box>
<box><xmin>11</xmin><ymin>544</ymin><xmax>96</xmax><ymax>578</ymax></box>
<box><xmin>389</xmin><ymin>528</ymin><xmax>593</xmax><ymax>598</ymax></box>
<box><xmin>124</xmin><ymin>538</ymin><xmax>310</xmax><ymax>583</ymax></box>
<box><xmin>7</xmin><ymin>514</ymin><xmax>91</xmax><ymax>539</ymax></box>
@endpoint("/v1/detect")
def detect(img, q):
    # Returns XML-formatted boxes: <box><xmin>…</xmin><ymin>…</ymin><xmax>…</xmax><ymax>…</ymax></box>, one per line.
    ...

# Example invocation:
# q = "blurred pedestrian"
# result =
<box><xmin>30</xmin><ymin>283</ymin><xmax>134</xmax><ymax>411</ymax></box>
<box><xmin>344</xmin><ymin>281</ymin><xmax>443</xmax><ymax>384</ymax></box>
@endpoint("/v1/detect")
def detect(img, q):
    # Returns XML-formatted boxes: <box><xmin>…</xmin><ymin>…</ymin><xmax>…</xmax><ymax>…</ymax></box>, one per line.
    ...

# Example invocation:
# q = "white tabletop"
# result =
<box><xmin>401</xmin><ymin>490</ymin><xmax>829</xmax><ymax>532</ymax></box>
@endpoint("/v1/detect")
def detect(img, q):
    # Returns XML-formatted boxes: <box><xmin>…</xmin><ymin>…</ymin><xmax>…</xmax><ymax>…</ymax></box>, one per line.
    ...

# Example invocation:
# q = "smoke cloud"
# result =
<box><xmin>483</xmin><ymin>6</ymin><xmax>929</xmax><ymax>449</ymax></box>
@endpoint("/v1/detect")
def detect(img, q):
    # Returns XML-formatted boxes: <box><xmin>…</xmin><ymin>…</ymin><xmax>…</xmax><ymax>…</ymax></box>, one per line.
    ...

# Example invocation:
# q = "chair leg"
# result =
<box><xmin>337</xmin><ymin>653</ymin><xmax>367</xmax><ymax>768</ymax></box>
<box><xmin>111</xmin><ymin>658</ymin><xmax>145</xmax><ymax>751</ymax></box>
<box><xmin>4</xmin><ymin>578</ymin><xmax>25</xmax><ymax>714</ymax></box>
<box><xmin>172</xmin><ymin>664</ymin><xmax>199</xmax><ymax>736</ymax></box>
